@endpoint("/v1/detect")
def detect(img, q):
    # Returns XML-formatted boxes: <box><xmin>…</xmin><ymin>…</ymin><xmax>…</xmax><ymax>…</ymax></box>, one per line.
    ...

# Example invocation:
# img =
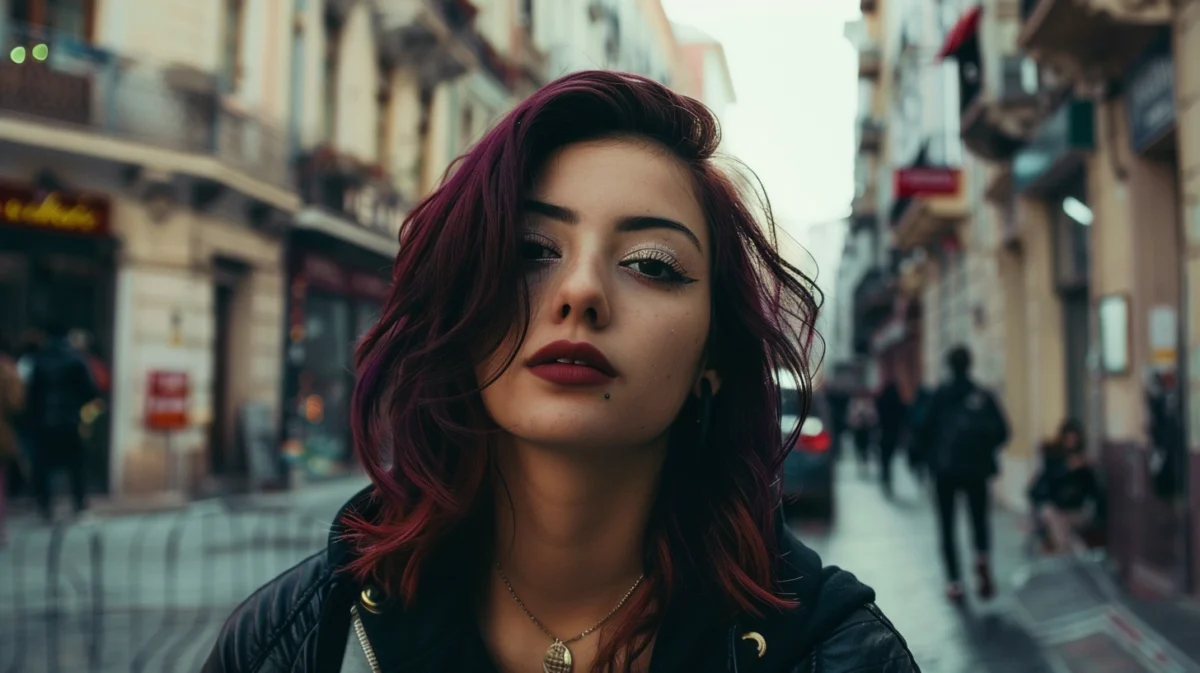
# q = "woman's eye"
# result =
<box><xmin>520</xmin><ymin>239</ymin><xmax>559</xmax><ymax>261</ymax></box>
<box><xmin>623</xmin><ymin>256</ymin><xmax>693</xmax><ymax>284</ymax></box>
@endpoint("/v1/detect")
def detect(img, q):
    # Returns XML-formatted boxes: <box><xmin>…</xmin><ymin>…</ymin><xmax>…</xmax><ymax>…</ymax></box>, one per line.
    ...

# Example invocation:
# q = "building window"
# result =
<box><xmin>8</xmin><ymin>0</ymin><xmax>95</xmax><ymax>40</ymax></box>
<box><xmin>521</xmin><ymin>0</ymin><xmax>534</xmax><ymax>29</ymax></box>
<box><xmin>460</xmin><ymin>104</ymin><xmax>475</xmax><ymax>151</ymax></box>
<box><xmin>219</xmin><ymin>0</ymin><xmax>245</xmax><ymax>92</ymax></box>
<box><xmin>322</xmin><ymin>24</ymin><xmax>340</xmax><ymax>144</ymax></box>
<box><xmin>377</xmin><ymin>79</ymin><xmax>392</xmax><ymax>170</ymax></box>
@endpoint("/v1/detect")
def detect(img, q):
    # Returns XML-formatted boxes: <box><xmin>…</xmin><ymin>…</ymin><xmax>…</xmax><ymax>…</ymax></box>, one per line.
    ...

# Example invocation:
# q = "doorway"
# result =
<box><xmin>209</xmin><ymin>259</ymin><xmax>247</xmax><ymax>485</ymax></box>
<box><xmin>210</xmin><ymin>283</ymin><xmax>235</xmax><ymax>477</ymax></box>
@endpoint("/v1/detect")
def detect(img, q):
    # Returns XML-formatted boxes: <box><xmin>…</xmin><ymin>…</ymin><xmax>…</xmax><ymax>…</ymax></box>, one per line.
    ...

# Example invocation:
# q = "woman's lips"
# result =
<box><xmin>528</xmin><ymin>361</ymin><xmax>616</xmax><ymax>386</ymax></box>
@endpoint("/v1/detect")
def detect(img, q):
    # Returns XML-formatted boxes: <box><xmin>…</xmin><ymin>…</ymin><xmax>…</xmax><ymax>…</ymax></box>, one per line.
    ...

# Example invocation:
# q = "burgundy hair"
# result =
<box><xmin>344</xmin><ymin>70</ymin><xmax>821</xmax><ymax>672</ymax></box>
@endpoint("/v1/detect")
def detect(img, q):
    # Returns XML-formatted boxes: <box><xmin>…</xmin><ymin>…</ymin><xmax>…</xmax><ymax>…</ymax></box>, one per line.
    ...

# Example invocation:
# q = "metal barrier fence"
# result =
<box><xmin>0</xmin><ymin>505</ymin><xmax>334</xmax><ymax>673</ymax></box>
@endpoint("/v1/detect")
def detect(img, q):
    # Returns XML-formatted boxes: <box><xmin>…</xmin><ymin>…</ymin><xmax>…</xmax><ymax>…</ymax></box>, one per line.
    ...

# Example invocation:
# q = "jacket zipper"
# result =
<box><xmin>350</xmin><ymin>605</ymin><xmax>383</xmax><ymax>673</ymax></box>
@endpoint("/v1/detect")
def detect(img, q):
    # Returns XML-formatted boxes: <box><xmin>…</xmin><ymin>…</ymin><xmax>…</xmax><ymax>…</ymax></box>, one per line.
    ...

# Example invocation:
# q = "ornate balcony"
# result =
<box><xmin>295</xmin><ymin>146</ymin><xmax>409</xmax><ymax>245</ymax></box>
<box><xmin>378</xmin><ymin>0</ymin><xmax>479</xmax><ymax>86</ymax></box>
<box><xmin>1019</xmin><ymin>0</ymin><xmax>1170</xmax><ymax>85</ymax></box>
<box><xmin>0</xmin><ymin>22</ymin><xmax>290</xmax><ymax>189</ymax></box>
<box><xmin>960</xmin><ymin>55</ymin><xmax>1064</xmax><ymax>162</ymax></box>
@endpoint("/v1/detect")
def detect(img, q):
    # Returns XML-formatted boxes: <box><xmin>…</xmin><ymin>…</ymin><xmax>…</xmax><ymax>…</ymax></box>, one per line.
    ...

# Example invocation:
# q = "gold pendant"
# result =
<box><xmin>542</xmin><ymin>640</ymin><xmax>573</xmax><ymax>673</ymax></box>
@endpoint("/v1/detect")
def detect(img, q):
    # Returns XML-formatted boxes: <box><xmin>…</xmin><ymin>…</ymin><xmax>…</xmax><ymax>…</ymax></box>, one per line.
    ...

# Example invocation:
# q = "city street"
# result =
<box><xmin>794</xmin><ymin>458</ymin><xmax>1200</xmax><ymax>673</ymax></box>
<box><xmin>3</xmin><ymin>466</ymin><xmax>1199</xmax><ymax>672</ymax></box>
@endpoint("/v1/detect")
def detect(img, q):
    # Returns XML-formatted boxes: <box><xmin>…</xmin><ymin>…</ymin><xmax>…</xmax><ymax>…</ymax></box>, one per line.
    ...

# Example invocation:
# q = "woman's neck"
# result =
<box><xmin>492</xmin><ymin>439</ymin><xmax>663</xmax><ymax>603</ymax></box>
<box><xmin>482</xmin><ymin>438</ymin><xmax>665</xmax><ymax>671</ymax></box>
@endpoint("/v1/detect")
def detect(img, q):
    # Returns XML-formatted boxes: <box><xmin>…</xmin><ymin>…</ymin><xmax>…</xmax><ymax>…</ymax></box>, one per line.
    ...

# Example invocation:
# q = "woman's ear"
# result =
<box><xmin>693</xmin><ymin>369</ymin><xmax>722</xmax><ymax>397</ymax></box>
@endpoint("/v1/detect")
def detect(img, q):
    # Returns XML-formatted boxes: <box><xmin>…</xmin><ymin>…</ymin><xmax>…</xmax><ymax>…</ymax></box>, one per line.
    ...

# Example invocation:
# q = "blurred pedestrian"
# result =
<box><xmin>847</xmin><ymin>387</ymin><xmax>878</xmax><ymax>476</ymax></box>
<box><xmin>905</xmin><ymin>384</ymin><xmax>934</xmax><ymax>482</ymax></box>
<box><xmin>875</xmin><ymin>378</ymin><xmax>907</xmax><ymax>497</ymax></box>
<box><xmin>204</xmin><ymin>71</ymin><xmax>917</xmax><ymax>673</ymax></box>
<box><xmin>916</xmin><ymin>346</ymin><xmax>1009</xmax><ymax>602</ymax></box>
<box><xmin>826</xmin><ymin>383</ymin><xmax>850</xmax><ymax>458</ymax></box>
<box><xmin>0</xmin><ymin>337</ymin><xmax>25</xmax><ymax>545</ymax></box>
<box><xmin>1028</xmin><ymin>420</ymin><xmax>1101</xmax><ymax>555</ymax></box>
<box><xmin>25</xmin><ymin>322</ymin><xmax>99</xmax><ymax>521</ymax></box>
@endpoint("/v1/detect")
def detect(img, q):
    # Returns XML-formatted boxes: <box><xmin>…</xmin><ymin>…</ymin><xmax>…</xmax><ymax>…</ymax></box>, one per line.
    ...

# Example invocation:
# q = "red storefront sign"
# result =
<box><xmin>893</xmin><ymin>168</ymin><xmax>961</xmax><ymax>198</ymax></box>
<box><xmin>0</xmin><ymin>180</ymin><xmax>111</xmax><ymax>236</ymax></box>
<box><xmin>145</xmin><ymin>370</ymin><xmax>190</xmax><ymax>431</ymax></box>
<box><xmin>298</xmin><ymin>253</ymin><xmax>391</xmax><ymax>303</ymax></box>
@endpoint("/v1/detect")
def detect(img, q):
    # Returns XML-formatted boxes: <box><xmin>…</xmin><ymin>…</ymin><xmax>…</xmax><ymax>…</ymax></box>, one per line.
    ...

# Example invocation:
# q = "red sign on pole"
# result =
<box><xmin>146</xmin><ymin>370</ymin><xmax>190</xmax><ymax>431</ymax></box>
<box><xmin>893</xmin><ymin>168</ymin><xmax>961</xmax><ymax>199</ymax></box>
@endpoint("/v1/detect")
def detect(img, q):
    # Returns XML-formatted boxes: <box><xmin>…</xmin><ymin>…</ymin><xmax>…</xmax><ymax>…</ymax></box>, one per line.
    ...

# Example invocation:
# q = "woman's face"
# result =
<box><xmin>477</xmin><ymin>139</ymin><xmax>713</xmax><ymax>454</ymax></box>
<box><xmin>1062</xmin><ymin>431</ymin><xmax>1080</xmax><ymax>450</ymax></box>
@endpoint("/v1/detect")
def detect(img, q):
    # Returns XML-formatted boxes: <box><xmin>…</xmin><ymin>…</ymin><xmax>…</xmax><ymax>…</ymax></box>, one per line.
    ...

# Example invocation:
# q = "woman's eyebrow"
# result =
<box><xmin>523</xmin><ymin>199</ymin><xmax>702</xmax><ymax>252</ymax></box>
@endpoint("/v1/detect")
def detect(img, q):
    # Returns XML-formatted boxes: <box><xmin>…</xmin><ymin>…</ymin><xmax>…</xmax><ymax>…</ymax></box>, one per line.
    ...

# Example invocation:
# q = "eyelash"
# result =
<box><xmin>518</xmin><ymin>234</ymin><xmax>696</xmax><ymax>286</ymax></box>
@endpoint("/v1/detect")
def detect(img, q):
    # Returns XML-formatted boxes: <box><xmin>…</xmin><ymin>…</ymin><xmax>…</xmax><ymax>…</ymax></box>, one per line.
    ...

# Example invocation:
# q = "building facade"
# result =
<box><xmin>850</xmin><ymin>0</ymin><xmax>1200</xmax><ymax>598</ymax></box>
<box><xmin>0</xmin><ymin>0</ymin><xmax>709</xmax><ymax>498</ymax></box>
<box><xmin>0</xmin><ymin>0</ymin><xmax>296</xmax><ymax>497</ymax></box>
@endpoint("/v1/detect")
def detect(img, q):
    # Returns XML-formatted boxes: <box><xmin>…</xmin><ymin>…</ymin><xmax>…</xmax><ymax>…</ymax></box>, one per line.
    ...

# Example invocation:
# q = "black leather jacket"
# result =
<box><xmin>203</xmin><ymin>490</ymin><xmax>918</xmax><ymax>672</ymax></box>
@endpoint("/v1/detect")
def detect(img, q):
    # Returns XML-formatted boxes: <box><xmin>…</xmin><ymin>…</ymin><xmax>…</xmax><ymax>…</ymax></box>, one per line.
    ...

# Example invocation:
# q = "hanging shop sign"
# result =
<box><xmin>1125</xmin><ymin>39</ymin><xmax>1175</xmax><ymax>154</ymax></box>
<box><xmin>0</xmin><ymin>181</ymin><xmax>111</xmax><ymax>235</ymax></box>
<box><xmin>893</xmin><ymin>167</ymin><xmax>961</xmax><ymax>199</ymax></box>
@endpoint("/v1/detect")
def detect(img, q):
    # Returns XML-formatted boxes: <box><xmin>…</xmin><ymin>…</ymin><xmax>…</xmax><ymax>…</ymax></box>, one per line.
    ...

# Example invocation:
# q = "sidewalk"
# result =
<box><xmin>1009</xmin><ymin>552</ymin><xmax>1200</xmax><ymax>673</ymax></box>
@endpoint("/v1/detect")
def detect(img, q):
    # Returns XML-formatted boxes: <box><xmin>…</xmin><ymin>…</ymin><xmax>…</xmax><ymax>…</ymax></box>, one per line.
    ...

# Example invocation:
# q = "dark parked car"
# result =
<box><xmin>780</xmin><ymin>379</ymin><xmax>835</xmax><ymax>518</ymax></box>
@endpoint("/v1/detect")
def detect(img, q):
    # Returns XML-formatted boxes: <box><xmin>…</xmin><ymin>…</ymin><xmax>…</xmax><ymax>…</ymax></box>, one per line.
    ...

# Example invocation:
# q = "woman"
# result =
<box><xmin>205</xmin><ymin>71</ymin><xmax>916</xmax><ymax>673</ymax></box>
<box><xmin>1029</xmin><ymin>420</ymin><xmax>1101</xmax><ymax>555</ymax></box>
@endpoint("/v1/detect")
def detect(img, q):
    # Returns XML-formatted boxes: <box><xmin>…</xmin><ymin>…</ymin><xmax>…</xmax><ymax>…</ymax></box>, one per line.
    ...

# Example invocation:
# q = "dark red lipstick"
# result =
<box><xmin>526</xmin><ymin>340</ymin><xmax>617</xmax><ymax>386</ymax></box>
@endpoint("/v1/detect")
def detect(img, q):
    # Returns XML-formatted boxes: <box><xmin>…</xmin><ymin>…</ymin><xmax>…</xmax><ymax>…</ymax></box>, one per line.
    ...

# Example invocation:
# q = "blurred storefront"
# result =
<box><xmin>283</xmin><ymin>148</ymin><xmax>399</xmax><ymax>481</ymax></box>
<box><xmin>0</xmin><ymin>176</ymin><xmax>116</xmax><ymax>492</ymax></box>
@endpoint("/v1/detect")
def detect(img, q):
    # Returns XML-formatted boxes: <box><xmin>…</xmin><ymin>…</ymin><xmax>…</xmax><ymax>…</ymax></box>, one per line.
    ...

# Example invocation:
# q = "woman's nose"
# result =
<box><xmin>551</xmin><ymin>256</ymin><xmax>611</xmax><ymax>329</ymax></box>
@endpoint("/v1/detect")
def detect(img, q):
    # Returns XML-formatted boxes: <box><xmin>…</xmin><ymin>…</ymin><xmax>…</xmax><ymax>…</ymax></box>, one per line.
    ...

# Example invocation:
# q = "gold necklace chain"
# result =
<box><xmin>495</xmin><ymin>562</ymin><xmax>644</xmax><ymax>645</ymax></box>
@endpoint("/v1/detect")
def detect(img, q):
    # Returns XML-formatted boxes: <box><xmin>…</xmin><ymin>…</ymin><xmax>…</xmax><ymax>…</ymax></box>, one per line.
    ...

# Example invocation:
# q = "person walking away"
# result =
<box><xmin>875</xmin><ymin>379</ymin><xmax>907</xmax><ymax>497</ymax></box>
<box><xmin>906</xmin><ymin>384</ymin><xmax>934</xmax><ymax>482</ymax></box>
<box><xmin>917</xmin><ymin>346</ymin><xmax>1009</xmax><ymax>602</ymax></box>
<box><xmin>25</xmin><ymin>323</ymin><xmax>99</xmax><ymax>521</ymax></box>
<box><xmin>826</xmin><ymin>384</ymin><xmax>850</xmax><ymax>459</ymax></box>
<box><xmin>1029</xmin><ymin>420</ymin><xmax>1101</xmax><ymax>554</ymax></box>
<box><xmin>847</xmin><ymin>388</ymin><xmax>878</xmax><ymax>477</ymax></box>
<box><xmin>0</xmin><ymin>338</ymin><xmax>25</xmax><ymax>545</ymax></box>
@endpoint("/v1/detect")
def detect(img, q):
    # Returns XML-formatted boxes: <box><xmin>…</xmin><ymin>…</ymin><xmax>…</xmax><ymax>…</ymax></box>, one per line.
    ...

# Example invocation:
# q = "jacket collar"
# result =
<box><xmin>323</xmin><ymin>488</ymin><xmax>870</xmax><ymax>672</ymax></box>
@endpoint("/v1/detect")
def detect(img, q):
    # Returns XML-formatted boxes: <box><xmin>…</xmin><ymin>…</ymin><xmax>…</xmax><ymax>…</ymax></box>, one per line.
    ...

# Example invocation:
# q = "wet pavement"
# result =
<box><xmin>790</xmin><ymin>458</ymin><xmax>1057</xmax><ymax>673</ymax></box>
<box><xmin>5</xmin><ymin>465</ymin><xmax>1200</xmax><ymax>672</ymax></box>
<box><xmin>790</xmin><ymin>456</ymin><xmax>1200</xmax><ymax>673</ymax></box>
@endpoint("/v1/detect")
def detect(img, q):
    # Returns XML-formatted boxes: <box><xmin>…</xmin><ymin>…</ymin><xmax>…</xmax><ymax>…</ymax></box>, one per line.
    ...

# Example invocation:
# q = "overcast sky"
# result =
<box><xmin>661</xmin><ymin>0</ymin><xmax>861</xmax><ymax>293</ymax></box>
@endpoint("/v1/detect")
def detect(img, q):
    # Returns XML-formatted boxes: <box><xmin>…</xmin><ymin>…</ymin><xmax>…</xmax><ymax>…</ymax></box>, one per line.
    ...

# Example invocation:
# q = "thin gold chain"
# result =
<box><xmin>495</xmin><ymin>563</ymin><xmax>644</xmax><ymax>644</ymax></box>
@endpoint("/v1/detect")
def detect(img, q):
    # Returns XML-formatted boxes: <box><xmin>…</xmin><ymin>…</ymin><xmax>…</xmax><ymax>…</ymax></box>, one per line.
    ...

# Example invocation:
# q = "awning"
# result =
<box><xmin>936</xmin><ymin>5</ymin><xmax>982</xmax><ymax>61</ymax></box>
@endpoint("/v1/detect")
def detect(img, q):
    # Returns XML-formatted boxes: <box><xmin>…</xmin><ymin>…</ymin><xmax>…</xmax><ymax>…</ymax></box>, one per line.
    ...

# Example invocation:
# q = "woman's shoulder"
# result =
<box><xmin>203</xmin><ymin>551</ymin><xmax>338</xmax><ymax>672</ymax></box>
<box><xmin>807</xmin><ymin>603</ymin><xmax>918</xmax><ymax>672</ymax></box>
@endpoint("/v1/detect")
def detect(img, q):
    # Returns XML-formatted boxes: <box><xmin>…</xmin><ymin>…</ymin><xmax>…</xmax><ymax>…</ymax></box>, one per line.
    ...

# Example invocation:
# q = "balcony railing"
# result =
<box><xmin>296</xmin><ymin>147</ymin><xmax>408</xmax><ymax>239</ymax></box>
<box><xmin>0</xmin><ymin>23</ymin><xmax>291</xmax><ymax>189</ymax></box>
